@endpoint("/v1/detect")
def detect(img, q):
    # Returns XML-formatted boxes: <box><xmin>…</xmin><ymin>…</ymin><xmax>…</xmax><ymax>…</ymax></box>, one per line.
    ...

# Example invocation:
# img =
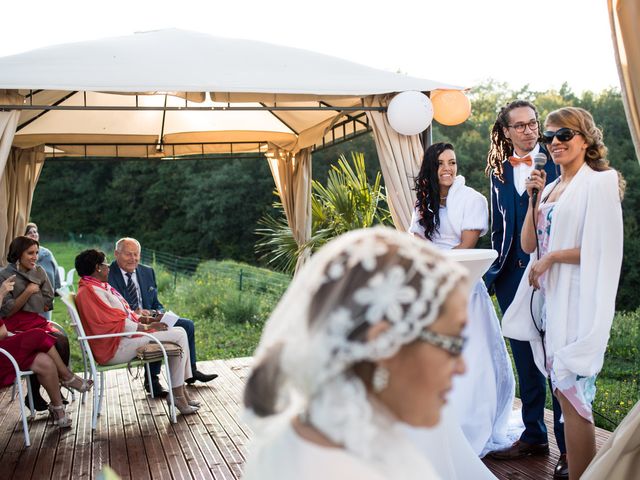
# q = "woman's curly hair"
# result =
<box><xmin>545</xmin><ymin>106</ymin><xmax>626</xmax><ymax>199</ymax></box>
<box><xmin>414</xmin><ymin>142</ymin><xmax>454</xmax><ymax>240</ymax></box>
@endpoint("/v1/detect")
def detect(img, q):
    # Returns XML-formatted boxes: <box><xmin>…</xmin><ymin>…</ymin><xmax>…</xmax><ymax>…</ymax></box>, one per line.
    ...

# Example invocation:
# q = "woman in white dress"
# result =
<box><xmin>242</xmin><ymin>227</ymin><xmax>470</xmax><ymax>480</ymax></box>
<box><xmin>408</xmin><ymin>142</ymin><xmax>516</xmax><ymax>460</ymax></box>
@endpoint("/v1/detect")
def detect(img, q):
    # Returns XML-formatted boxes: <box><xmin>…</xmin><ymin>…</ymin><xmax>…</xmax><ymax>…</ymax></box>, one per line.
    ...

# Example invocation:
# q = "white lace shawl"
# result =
<box><xmin>502</xmin><ymin>166</ymin><xmax>623</xmax><ymax>382</ymax></box>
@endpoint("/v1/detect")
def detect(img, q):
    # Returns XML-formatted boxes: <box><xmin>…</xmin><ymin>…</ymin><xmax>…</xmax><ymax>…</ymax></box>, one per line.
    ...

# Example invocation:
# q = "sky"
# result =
<box><xmin>2</xmin><ymin>0</ymin><xmax>620</xmax><ymax>95</ymax></box>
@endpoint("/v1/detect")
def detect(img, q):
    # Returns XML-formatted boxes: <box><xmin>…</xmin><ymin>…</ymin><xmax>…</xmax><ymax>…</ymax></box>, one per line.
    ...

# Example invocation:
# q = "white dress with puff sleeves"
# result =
<box><xmin>406</xmin><ymin>176</ymin><xmax>516</xmax><ymax>476</ymax></box>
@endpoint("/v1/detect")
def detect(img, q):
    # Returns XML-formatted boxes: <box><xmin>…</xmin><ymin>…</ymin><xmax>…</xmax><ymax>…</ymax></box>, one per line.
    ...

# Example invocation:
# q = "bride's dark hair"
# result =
<box><xmin>414</xmin><ymin>142</ymin><xmax>454</xmax><ymax>240</ymax></box>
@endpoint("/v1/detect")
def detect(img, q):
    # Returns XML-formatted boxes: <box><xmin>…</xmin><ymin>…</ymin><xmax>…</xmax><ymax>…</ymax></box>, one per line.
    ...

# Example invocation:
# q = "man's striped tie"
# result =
<box><xmin>125</xmin><ymin>272</ymin><xmax>139</xmax><ymax>311</ymax></box>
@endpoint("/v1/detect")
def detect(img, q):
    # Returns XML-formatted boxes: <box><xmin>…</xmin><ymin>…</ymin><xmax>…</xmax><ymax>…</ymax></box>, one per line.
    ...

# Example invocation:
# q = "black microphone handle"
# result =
<box><xmin>531</xmin><ymin>189</ymin><xmax>539</xmax><ymax>206</ymax></box>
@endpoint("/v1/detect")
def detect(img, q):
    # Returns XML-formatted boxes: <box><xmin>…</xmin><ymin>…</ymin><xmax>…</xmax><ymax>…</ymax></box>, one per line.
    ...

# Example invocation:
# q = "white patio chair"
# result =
<box><xmin>59</xmin><ymin>291</ymin><xmax>177</xmax><ymax>429</ymax></box>
<box><xmin>0</xmin><ymin>348</ymin><xmax>36</xmax><ymax>447</ymax></box>
<box><xmin>57</xmin><ymin>266</ymin><xmax>67</xmax><ymax>289</ymax></box>
<box><xmin>9</xmin><ymin>320</ymin><xmax>75</xmax><ymax>404</ymax></box>
<box><xmin>65</xmin><ymin>268</ymin><xmax>76</xmax><ymax>292</ymax></box>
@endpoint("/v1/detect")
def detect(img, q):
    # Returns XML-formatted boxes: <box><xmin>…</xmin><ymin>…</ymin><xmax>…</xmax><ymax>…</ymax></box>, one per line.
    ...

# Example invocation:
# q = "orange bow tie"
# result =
<box><xmin>508</xmin><ymin>155</ymin><xmax>532</xmax><ymax>167</ymax></box>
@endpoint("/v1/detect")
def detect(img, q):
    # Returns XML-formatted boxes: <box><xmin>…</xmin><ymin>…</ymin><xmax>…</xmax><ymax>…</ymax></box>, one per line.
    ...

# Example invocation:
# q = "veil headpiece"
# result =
<box><xmin>244</xmin><ymin>227</ymin><xmax>467</xmax><ymax>463</ymax></box>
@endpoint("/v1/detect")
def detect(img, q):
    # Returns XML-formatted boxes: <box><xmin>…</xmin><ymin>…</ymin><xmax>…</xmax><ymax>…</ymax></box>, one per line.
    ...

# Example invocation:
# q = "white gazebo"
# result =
<box><xmin>0</xmin><ymin>29</ymin><xmax>462</xmax><ymax>268</ymax></box>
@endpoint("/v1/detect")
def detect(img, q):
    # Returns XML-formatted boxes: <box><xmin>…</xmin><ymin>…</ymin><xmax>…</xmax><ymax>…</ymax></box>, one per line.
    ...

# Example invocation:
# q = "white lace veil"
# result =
<box><xmin>244</xmin><ymin>227</ymin><xmax>467</xmax><ymax>468</ymax></box>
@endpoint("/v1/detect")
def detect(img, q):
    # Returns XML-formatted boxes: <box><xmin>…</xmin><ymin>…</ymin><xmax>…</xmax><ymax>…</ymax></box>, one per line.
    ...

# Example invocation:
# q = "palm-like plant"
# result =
<box><xmin>255</xmin><ymin>152</ymin><xmax>391</xmax><ymax>274</ymax></box>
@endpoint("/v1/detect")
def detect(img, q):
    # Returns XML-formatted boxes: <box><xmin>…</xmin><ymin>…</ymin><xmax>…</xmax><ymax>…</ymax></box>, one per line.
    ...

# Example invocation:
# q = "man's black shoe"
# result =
<box><xmin>185</xmin><ymin>370</ymin><xmax>219</xmax><ymax>384</ymax></box>
<box><xmin>554</xmin><ymin>453</ymin><xmax>569</xmax><ymax>479</ymax></box>
<box><xmin>488</xmin><ymin>440</ymin><xmax>550</xmax><ymax>460</ymax></box>
<box><xmin>144</xmin><ymin>376</ymin><xmax>168</xmax><ymax>398</ymax></box>
<box><xmin>26</xmin><ymin>394</ymin><xmax>49</xmax><ymax>412</ymax></box>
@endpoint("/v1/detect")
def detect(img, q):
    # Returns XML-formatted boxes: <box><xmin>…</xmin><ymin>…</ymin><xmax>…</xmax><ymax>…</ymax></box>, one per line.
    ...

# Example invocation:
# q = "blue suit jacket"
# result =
<box><xmin>484</xmin><ymin>146</ymin><xmax>559</xmax><ymax>290</ymax></box>
<box><xmin>108</xmin><ymin>262</ymin><xmax>164</xmax><ymax>312</ymax></box>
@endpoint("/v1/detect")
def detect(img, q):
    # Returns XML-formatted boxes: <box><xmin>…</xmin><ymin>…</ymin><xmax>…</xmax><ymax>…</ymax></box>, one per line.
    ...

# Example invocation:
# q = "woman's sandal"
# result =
<box><xmin>48</xmin><ymin>404</ymin><xmax>72</xmax><ymax>428</ymax></box>
<box><xmin>61</xmin><ymin>373</ymin><xmax>94</xmax><ymax>393</ymax></box>
<box><xmin>170</xmin><ymin>396</ymin><xmax>199</xmax><ymax>415</ymax></box>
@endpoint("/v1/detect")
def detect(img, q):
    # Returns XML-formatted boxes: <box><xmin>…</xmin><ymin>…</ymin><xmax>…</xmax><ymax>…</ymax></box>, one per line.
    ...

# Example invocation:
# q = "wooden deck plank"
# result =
<box><xmin>29</xmin><ymin>414</ymin><xmax>61</xmax><ymax>480</ymax></box>
<box><xmin>116</xmin><ymin>367</ymin><xmax>151</xmax><ymax>480</ymax></box>
<box><xmin>51</xmin><ymin>397</ymin><xmax>81</xmax><ymax>480</ymax></box>
<box><xmin>13</xmin><ymin>411</ymin><xmax>51</xmax><ymax>480</ymax></box>
<box><xmin>189</xmin><ymin>362</ymin><xmax>247</xmax><ymax>478</ymax></box>
<box><xmin>105</xmin><ymin>371</ymin><xmax>131</xmax><ymax>480</ymax></box>
<box><xmin>483</xmin><ymin>398</ymin><xmax>610</xmax><ymax>479</ymax></box>
<box><xmin>127</xmin><ymin>372</ymin><xmax>173</xmax><ymax>480</ymax></box>
<box><xmin>0</xmin><ymin>357</ymin><xmax>614</xmax><ymax>480</ymax></box>
<box><xmin>90</xmin><ymin>380</ymin><xmax>111</xmax><ymax>479</ymax></box>
<box><xmin>143</xmin><ymin>373</ymin><xmax>194</xmax><ymax>480</ymax></box>
<box><xmin>181</xmin><ymin>365</ymin><xmax>239</xmax><ymax>479</ymax></box>
<box><xmin>72</xmin><ymin>390</ymin><xmax>95</xmax><ymax>480</ymax></box>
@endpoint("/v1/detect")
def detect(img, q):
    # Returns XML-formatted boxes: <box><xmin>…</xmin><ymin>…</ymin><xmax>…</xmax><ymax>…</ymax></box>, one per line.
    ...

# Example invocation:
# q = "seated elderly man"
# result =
<box><xmin>108</xmin><ymin>237</ymin><xmax>217</xmax><ymax>397</ymax></box>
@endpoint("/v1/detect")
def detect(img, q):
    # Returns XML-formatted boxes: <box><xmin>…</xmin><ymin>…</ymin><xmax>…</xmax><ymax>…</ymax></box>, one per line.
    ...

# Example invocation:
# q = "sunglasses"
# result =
<box><xmin>542</xmin><ymin>128</ymin><xmax>582</xmax><ymax>144</ymax></box>
<box><xmin>417</xmin><ymin>329</ymin><xmax>467</xmax><ymax>356</ymax></box>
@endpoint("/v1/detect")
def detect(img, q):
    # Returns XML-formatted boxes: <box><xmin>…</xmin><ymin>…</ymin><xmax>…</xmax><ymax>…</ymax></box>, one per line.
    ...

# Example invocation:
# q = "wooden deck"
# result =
<box><xmin>0</xmin><ymin>357</ymin><xmax>611</xmax><ymax>480</ymax></box>
<box><xmin>482</xmin><ymin>398</ymin><xmax>611</xmax><ymax>479</ymax></box>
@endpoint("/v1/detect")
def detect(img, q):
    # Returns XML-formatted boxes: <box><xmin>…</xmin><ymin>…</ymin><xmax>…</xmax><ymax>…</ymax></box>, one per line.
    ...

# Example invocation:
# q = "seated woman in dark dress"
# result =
<box><xmin>0</xmin><ymin>277</ymin><xmax>92</xmax><ymax>427</ymax></box>
<box><xmin>0</xmin><ymin>236</ymin><xmax>77</xmax><ymax>410</ymax></box>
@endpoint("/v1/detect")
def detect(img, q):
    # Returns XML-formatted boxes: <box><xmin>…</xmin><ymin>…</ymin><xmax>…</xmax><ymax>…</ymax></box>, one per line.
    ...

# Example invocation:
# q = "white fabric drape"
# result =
<box><xmin>266</xmin><ymin>144</ymin><xmax>312</xmax><ymax>273</ymax></box>
<box><xmin>0</xmin><ymin>145</ymin><xmax>46</xmax><ymax>266</ymax></box>
<box><xmin>365</xmin><ymin>95</ymin><xmax>424</xmax><ymax>231</ymax></box>
<box><xmin>0</xmin><ymin>91</ymin><xmax>24</xmax><ymax>265</ymax></box>
<box><xmin>581</xmin><ymin>399</ymin><xmax>640</xmax><ymax>479</ymax></box>
<box><xmin>609</xmin><ymin>0</ymin><xmax>640</xmax><ymax>162</ymax></box>
<box><xmin>0</xmin><ymin>91</ymin><xmax>21</xmax><ymax>183</ymax></box>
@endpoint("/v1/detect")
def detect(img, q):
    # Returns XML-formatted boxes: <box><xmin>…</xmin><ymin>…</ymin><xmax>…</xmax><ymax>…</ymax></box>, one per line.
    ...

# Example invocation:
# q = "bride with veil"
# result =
<box><xmin>242</xmin><ymin>227</ymin><xmax>471</xmax><ymax>479</ymax></box>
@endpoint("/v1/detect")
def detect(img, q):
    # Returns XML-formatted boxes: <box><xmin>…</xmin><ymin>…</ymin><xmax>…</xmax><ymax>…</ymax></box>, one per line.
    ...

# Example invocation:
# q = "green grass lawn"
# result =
<box><xmin>47</xmin><ymin>241</ymin><xmax>638</xmax><ymax>431</ymax></box>
<box><xmin>47</xmin><ymin>241</ymin><xmax>288</xmax><ymax>369</ymax></box>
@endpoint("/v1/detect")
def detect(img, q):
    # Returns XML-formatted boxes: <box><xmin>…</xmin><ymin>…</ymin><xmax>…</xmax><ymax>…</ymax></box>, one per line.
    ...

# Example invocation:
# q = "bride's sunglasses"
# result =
<box><xmin>542</xmin><ymin>128</ymin><xmax>582</xmax><ymax>144</ymax></box>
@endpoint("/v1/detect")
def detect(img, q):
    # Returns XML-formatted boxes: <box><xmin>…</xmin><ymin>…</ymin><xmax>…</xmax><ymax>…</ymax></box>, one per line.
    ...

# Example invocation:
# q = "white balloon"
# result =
<box><xmin>386</xmin><ymin>91</ymin><xmax>434</xmax><ymax>136</ymax></box>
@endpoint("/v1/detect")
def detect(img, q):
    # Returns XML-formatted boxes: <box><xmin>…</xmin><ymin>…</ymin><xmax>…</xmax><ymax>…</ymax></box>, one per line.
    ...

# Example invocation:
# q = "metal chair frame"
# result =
<box><xmin>0</xmin><ymin>349</ymin><xmax>35</xmax><ymax>447</ymax></box>
<box><xmin>59</xmin><ymin>292</ymin><xmax>176</xmax><ymax>429</ymax></box>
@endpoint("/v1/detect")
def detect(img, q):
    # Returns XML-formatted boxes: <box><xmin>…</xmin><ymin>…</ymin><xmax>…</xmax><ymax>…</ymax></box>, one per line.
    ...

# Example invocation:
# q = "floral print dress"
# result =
<box><xmin>538</xmin><ymin>201</ymin><xmax>597</xmax><ymax>423</ymax></box>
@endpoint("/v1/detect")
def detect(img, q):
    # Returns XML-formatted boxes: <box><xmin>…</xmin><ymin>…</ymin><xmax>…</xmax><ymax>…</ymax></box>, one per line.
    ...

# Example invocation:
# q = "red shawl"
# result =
<box><xmin>75</xmin><ymin>276</ymin><xmax>140</xmax><ymax>364</ymax></box>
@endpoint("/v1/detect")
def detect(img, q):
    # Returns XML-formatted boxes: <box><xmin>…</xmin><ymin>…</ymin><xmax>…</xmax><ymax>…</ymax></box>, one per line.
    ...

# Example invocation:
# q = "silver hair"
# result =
<box><xmin>115</xmin><ymin>237</ymin><xmax>141</xmax><ymax>252</ymax></box>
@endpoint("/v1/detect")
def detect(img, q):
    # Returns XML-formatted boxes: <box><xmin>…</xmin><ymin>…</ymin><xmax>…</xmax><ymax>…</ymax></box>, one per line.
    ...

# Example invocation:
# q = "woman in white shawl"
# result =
<box><xmin>242</xmin><ymin>228</ymin><xmax>469</xmax><ymax>480</ymax></box>
<box><xmin>502</xmin><ymin>107</ymin><xmax>624</xmax><ymax>479</ymax></box>
<box><xmin>408</xmin><ymin>142</ymin><xmax>516</xmax><ymax>472</ymax></box>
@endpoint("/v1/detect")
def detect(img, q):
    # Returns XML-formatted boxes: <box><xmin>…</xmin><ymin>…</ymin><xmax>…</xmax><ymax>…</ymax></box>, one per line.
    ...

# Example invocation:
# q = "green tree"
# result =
<box><xmin>255</xmin><ymin>152</ymin><xmax>391</xmax><ymax>273</ymax></box>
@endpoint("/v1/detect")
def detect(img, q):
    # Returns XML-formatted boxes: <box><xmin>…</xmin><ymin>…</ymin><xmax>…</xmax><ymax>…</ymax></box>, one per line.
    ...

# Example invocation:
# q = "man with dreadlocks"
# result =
<box><xmin>484</xmin><ymin>100</ymin><xmax>567</xmax><ymax>478</ymax></box>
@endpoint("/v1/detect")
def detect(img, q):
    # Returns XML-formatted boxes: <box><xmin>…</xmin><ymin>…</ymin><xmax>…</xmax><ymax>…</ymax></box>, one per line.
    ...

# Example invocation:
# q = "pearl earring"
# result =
<box><xmin>372</xmin><ymin>366</ymin><xmax>390</xmax><ymax>393</ymax></box>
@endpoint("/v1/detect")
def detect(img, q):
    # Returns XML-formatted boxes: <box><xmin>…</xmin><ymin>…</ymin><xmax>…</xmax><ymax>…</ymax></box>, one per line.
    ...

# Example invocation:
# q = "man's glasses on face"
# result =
<box><xmin>507</xmin><ymin>119</ymin><xmax>539</xmax><ymax>133</ymax></box>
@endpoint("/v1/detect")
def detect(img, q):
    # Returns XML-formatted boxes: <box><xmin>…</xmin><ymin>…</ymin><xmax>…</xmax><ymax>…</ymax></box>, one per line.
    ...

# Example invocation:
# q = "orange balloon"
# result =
<box><xmin>431</xmin><ymin>90</ymin><xmax>471</xmax><ymax>126</ymax></box>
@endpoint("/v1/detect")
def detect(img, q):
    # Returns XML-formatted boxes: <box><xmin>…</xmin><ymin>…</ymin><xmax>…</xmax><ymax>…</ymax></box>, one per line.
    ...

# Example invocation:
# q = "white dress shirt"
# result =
<box><xmin>511</xmin><ymin>143</ymin><xmax>539</xmax><ymax>196</ymax></box>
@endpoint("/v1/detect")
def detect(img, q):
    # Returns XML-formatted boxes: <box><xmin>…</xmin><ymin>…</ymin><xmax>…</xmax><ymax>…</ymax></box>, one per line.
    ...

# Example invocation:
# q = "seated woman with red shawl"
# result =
<box><xmin>74</xmin><ymin>249</ymin><xmax>199</xmax><ymax>415</ymax></box>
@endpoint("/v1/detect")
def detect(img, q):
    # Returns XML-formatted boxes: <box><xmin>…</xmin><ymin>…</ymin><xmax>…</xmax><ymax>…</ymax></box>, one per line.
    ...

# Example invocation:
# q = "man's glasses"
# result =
<box><xmin>417</xmin><ymin>329</ymin><xmax>467</xmax><ymax>356</ymax></box>
<box><xmin>542</xmin><ymin>128</ymin><xmax>582</xmax><ymax>144</ymax></box>
<box><xmin>507</xmin><ymin>119</ymin><xmax>538</xmax><ymax>133</ymax></box>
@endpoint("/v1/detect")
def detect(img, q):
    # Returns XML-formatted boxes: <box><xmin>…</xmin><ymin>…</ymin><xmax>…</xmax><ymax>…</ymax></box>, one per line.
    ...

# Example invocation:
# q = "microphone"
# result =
<box><xmin>531</xmin><ymin>153</ymin><xmax>547</xmax><ymax>205</ymax></box>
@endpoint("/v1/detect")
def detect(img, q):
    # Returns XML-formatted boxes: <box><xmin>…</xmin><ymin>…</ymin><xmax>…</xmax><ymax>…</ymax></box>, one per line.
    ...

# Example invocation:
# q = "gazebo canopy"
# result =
<box><xmin>0</xmin><ymin>29</ymin><xmax>464</xmax><ymax>269</ymax></box>
<box><xmin>0</xmin><ymin>28</ymin><xmax>459</xmax><ymax>157</ymax></box>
